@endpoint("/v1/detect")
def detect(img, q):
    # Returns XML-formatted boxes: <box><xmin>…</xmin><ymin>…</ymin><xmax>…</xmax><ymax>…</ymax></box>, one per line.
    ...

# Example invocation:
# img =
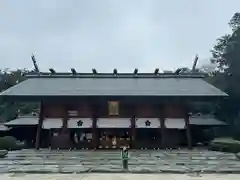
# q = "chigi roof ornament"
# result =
<box><xmin>92</xmin><ymin>69</ymin><xmax>97</xmax><ymax>75</ymax></box>
<box><xmin>154</xmin><ymin>68</ymin><xmax>159</xmax><ymax>75</ymax></box>
<box><xmin>49</xmin><ymin>68</ymin><xmax>56</xmax><ymax>74</ymax></box>
<box><xmin>24</xmin><ymin>71</ymin><xmax>207</xmax><ymax>79</ymax></box>
<box><xmin>113</xmin><ymin>69</ymin><xmax>117</xmax><ymax>75</ymax></box>
<box><xmin>134</xmin><ymin>68</ymin><xmax>138</xmax><ymax>75</ymax></box>
<box><xmin>71</xmin><ymin>68</ymin><xmax>77</xmax><ymax>75</ymax></box>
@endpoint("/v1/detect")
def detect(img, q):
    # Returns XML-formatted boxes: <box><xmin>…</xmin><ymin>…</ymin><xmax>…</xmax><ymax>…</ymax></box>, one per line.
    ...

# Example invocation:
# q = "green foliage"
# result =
<box><xmin>229</xmin><ymin>12</ymin><xmax>240</xmax><ymax>30</ymax></box>
<box><xmin>211</xmin><ymin>35</ymin><xmax>231</xmax><ymax>71</ymax></box>
<box><xmin>209</xmin><ymin>143</ymin><xmax>240</xmax><ymax>153</ymax></box>
<box><xmin>0</xmin><ymin>69</ymin><xmax>38</xmax><ymax>122</ymax></box>
<box><xmin>211</xmin><ymin>13</ymin><xmax>240</xmax><ymax>97</ymax></box>
<box><xmin>0</xmin><ymin>150</ymin><xmax>8</xmax><ymax>158</ymax></box>
<box><xmin>210</xmin><ymin>138</ymin><xmax>240</xmax><ymax>153</ymax></box>
<box><xmin>210</xmin><ymin>12</ymin><xmax>240</xmax><ymax>136</ymax></box>
<box><xmin>0</xmin><ymin>136</ymin><xmax>17</xmax><ymax>150</ymax></box>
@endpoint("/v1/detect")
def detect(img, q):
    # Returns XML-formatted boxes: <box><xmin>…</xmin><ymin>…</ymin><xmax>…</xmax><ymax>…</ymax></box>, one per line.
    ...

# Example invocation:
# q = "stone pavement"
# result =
<box><xmin>0</xmin><ymin>173</ymin><xmax>240</xmax><ymax>180</ymax></box>
<box><xmin>0</xmin><ymin>149</ymin><xmax>240</xmax><ymax>173</ymax></box>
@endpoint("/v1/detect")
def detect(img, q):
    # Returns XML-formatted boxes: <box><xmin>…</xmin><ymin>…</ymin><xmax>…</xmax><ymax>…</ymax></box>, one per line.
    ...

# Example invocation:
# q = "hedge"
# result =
<box><xmin>209</xmin><ymin>138</ymin><xmax>240</xmax><ymax>153</ymax></box>
<box><xmin>0</xmin><ymin>136</ymin><xmax>18</xmax><ymax>150</ymax></box>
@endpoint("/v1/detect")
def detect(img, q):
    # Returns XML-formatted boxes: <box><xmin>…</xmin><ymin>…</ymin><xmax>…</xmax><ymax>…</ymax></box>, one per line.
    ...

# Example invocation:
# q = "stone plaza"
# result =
<box><xmin>0</xmin><ymin>173</ymin><xmax>240</xmax><ymax>180</ymax></box>
<box><xmin>0</xmin><ymin>149</ymin><xmax>240</xmax><ymax>174</ymax></box>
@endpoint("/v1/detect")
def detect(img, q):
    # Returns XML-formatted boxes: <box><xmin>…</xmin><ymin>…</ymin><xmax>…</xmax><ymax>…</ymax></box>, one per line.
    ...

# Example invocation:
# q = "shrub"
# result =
<box><xmin>0</xmin><ymin>136</ymin><xmax>18</xmax><ymax>150</ymax></box>
<box><xmin>0</xmin><ymin>150</ymin><xmax>8</xmax><ymax>158</ymax></box>
<box><xmin>233</xmin><ymin>133</ymin><xmax>240</xmax><ymax>141</ymax></box>
<box><xmin>209</xmin><ymin>138</ymin><xmax>240</xmax><ymax>153</ymax></box>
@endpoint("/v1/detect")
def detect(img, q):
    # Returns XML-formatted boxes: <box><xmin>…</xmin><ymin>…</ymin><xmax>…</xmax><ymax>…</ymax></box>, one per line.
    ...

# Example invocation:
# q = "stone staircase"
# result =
<box><xmin>0</xmin><ymin>149</ymin><xmax>240</xmax><ymax>173</ymax></box>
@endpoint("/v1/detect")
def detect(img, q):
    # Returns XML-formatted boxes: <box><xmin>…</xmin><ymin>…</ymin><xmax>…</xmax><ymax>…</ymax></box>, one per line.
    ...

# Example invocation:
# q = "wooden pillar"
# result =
<box><xmin>62</xmin><ymin>106</ymin><xmax>68</xmax><ymax>133</ymax></box>
<box><xmin>185</xmin><ymin>108</ymin><xmax>192</xmax><ymax>149</ymax></box>
<box><xmin>92</xmin><ymin>117</ymin><xmax>98</xmax><ymax>149</ymax></box>
<box><xmin>130</xmin><ymin>104</ymin><xmax>136</xmax><ymax>149</ymax></box>
<box><xmin>35</xmin><ymin>102</ymin><xmax>44</xmax><ymax>149</ymax></box>
<box><xmin>48</xmin><ymin>129</ymin><xmax>52</xmax><ymax>148</ymax></box>
<box><xmin>92</xmin><ymin>104</ymin><xmax>98</xmax><ymax>149</ymax></box>
<box><xmin>56</xmin><ymin>105</ymin><xmax>71</xmax><ymax>149</ymax></box>
<box><xmin>159</xmin><ymin>105</ymin><xmax>165</xmax><ymax>148</ymax></box>
<box><xmin>160</xmin><ymin>117</ymin><xmax>165</xmax><ymax>148</ymax></box>
<box><xmin>131</xmin><ymin>115</ymin><xmax>136</xmax><ymax>149</ymax></box>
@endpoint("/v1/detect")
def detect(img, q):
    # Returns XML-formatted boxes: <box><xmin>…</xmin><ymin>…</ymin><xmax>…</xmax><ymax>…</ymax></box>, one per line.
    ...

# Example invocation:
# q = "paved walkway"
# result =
<box><xmin>0</xmin><ymin>173</ymin><xmax>240</xmax><ymax>180</ymax></box>
<box><xmin>0</xmin><ymin>149</ymin><xmax>240</xmax><ymax>173</ymax></box>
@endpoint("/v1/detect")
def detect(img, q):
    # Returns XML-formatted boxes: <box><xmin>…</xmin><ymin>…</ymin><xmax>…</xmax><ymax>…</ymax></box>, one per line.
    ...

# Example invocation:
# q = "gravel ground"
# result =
<box><xmin>0</xmin><ymin>173</ymin><xmax>239</xmax><ymax>180</ymax></box>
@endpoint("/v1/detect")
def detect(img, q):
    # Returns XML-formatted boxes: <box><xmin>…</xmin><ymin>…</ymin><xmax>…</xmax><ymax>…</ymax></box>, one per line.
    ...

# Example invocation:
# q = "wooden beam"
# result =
<box><xmin>35</xmin><ymin>102</ymin><xmax>44</xmax><ymax>149</ymax></box>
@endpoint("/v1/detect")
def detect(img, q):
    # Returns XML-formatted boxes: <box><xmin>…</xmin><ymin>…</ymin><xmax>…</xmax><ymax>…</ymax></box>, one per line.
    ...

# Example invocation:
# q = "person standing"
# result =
<box><xmin>121</xmin><ymin>146</ymin><xmax>129</xmax><ymax>170</ymax></box>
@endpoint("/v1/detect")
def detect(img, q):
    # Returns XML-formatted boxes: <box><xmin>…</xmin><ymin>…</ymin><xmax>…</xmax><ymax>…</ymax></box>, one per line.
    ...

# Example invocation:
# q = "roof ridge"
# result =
<box><xmin>25</xmin><ymin>72</ymin><xmax>206</xmax><ymax>79</ymax></box>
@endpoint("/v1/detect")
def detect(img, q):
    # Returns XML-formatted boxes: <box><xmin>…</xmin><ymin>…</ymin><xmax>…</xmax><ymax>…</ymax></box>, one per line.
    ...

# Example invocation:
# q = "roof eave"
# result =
<box><xmin>0</xmin><ymin>94</ymin><xmax>228</xmax><ymax>103</ymax></box>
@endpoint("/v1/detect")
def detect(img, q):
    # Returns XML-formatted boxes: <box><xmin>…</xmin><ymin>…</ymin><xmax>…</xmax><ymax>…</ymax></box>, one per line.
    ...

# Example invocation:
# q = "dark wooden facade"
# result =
<box><xmin>43</xmin><ymin>103</ymin><xmax>186</xmax><ymax>118</ymax></box>
<box><xmin>35</xmin><ymin>101</ymin><xmax>192</xmax><ymax>149</ymax></box>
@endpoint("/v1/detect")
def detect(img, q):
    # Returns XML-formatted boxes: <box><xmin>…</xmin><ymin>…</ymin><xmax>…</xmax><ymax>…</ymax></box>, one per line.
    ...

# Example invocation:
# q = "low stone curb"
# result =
<box><xmin>1</xmin><ymin>169</ymin><xmax>240</xmax><ymax>174</ymax></box>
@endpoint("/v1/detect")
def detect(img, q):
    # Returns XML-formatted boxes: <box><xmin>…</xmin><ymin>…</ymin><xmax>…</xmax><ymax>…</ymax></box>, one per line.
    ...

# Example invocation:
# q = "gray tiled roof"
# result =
<box><xmin>0</xmin><ymin>76</ymin><xmax>227</xmax><ymax>97</ymax></box>
<box><xmin>189</xmin><ymin>117</ymin><xmax>226</xmax><ymax>126</ymax></box>
<box><xmin>0</xmin><ymin>124</ymin><xmax>11</xmax><ymax>131</ymax></box>
<box><xmin>4</xmin><ymin>117</ymin><xmax>38</xmax><ymax>126</ymax></box>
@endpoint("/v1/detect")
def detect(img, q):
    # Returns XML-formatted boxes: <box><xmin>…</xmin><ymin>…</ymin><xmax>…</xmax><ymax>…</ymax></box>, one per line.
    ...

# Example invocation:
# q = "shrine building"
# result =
<box><xmin>0</xmin><ymin>69</ymin><xmax>227</xmax><ymax>149</ymax></box>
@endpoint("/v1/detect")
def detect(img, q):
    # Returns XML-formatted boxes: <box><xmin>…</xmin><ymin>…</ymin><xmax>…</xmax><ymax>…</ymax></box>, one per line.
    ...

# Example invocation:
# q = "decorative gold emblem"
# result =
<box><xmin>108</xmin><ymin>101</ymin><xmax>119</xmax><ymax>115</ymax></box>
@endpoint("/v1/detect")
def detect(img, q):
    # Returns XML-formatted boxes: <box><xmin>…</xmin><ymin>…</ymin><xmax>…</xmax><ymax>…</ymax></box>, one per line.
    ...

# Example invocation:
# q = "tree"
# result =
<box><xmin>210</xmin><ymin>12</ymin><xmax>240</xmax><ymax>136</ymax></box>
<box><xmin>0</xmin><ymin>69</ymin><xmax>38</xmax><ymax>122</ymax></box>
<box><xmin>211</xmin><ymin>12</ymin><xmax>240</xmax><ymax>97</ymax></box>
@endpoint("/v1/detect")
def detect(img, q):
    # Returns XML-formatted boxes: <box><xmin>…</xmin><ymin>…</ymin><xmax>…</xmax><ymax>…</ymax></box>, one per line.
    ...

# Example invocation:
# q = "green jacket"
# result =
<box><xmin>121</xmin><ymin>150</ymin><xmax>129</xmax><ymax>160</ymax></box>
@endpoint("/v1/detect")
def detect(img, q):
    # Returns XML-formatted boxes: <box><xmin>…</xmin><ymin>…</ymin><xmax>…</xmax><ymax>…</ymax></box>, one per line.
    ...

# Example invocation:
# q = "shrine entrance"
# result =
<box><xmin>96</xmin><ymin>118</ymin><xmax>132</xmax><ymax>149</ymax></box>
<box><xmin>98</xmin><ymin>128</ymin><xmax>131</xmax><ymax>149</ymax></box>
<box><xmin>135</xmin><ymin>129</ymin><xmax>161</xmax><ymax>149</ymax></box>
<box><xmin>134</xmin><ymin>118</ymin><xmax>161</xmax><ymax>149</ymax></box>
<box><xmin>70</xmin><ymin>129</ymin><xmax>93</xmax><ymax>149</ymax></box>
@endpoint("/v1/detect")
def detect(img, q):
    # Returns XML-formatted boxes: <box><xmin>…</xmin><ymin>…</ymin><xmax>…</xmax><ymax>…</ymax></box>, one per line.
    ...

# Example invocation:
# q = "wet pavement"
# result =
<box><xmin>0</xmin><ymin>149</ymin><xmax>240</xmax><ymax>173</ymax></box>
<box><xmin>1</xmin><ymin>173</ymin><xmax>240</xmax><ymax>180</ymax></box>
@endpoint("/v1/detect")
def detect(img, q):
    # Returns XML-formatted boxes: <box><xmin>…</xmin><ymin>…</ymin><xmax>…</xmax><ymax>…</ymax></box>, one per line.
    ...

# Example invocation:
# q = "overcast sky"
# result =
<box><xmin>0</xmin><ymin>0</ymin><xmax>239</xmax><ymax>72</ymax></box>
